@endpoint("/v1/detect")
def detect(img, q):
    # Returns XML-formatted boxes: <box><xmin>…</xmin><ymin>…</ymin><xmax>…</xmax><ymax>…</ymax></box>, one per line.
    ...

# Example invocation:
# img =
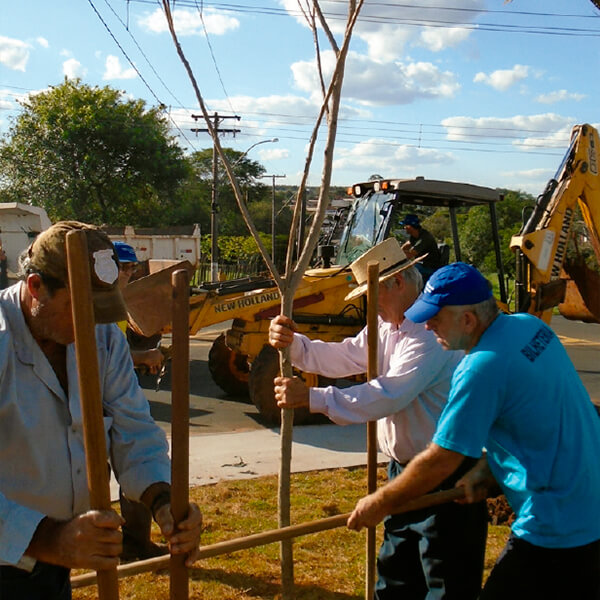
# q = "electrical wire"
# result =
<box><xmin>87</xmin><ymin>0</ymin><xmax>199</xmax><ymax>150</ymax></box>
<box><xmin>194</xmin><ymin>0</ymin><xmax>238</xmax><ymax>114</ymax></box>
<box><xmin>2</xmin><ymin>1</ymin><xmax>595</xmax><ymax>160</ymax></box>
<box><xmin>102</xmin><ymin>0</ymin><xmax>185</xmax><ymax>107</ymax></box>
<box><xmin>127</xmin><ymin>0</ymin><xmax>600</xmax><ymax>38</ymax></box>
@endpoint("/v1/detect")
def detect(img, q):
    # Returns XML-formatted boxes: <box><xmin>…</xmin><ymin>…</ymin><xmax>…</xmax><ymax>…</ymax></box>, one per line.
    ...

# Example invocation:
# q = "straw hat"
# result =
<box><xmin>344</xmin><ymin>237</ymin><xmax>424</xmax><ymax>301</ymax></box>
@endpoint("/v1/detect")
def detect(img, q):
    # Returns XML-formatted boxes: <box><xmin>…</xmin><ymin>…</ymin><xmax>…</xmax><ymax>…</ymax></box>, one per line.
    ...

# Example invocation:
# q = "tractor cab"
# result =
<box><xmin>322</xmin><ymin>177</ymin><xmax>507</xmax><ymax>304</ymax></box>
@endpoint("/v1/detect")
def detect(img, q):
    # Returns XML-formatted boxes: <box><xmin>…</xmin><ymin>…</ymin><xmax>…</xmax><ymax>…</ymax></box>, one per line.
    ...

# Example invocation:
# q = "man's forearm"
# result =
<box><xmin>377</xmin><ymin>444</ymin><xmax>466</xmax><ymax>514</ymax></box>
<box><xmin>140</xmin><ymin>481</ymin><xmax>171</xmax><ymax>520</ymax></box>
<box><xmin>347</xmin><ymin>444</ymin><xmax>468</xmax><ymax>530</ymax></box>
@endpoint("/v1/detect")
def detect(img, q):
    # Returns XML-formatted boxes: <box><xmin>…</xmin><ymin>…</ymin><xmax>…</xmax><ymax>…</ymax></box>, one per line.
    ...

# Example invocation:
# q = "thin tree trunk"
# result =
<box><xmin>160</xmin><ymin>2</ymin><xmax>364</xmax><ymax>597</ymax></box>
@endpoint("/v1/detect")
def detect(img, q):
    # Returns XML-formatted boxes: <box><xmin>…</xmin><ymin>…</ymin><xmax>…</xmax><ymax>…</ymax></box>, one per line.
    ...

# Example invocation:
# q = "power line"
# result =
<box><xmin>102</xmin><ymin>0</ymin><xmax>185</xmax><ymax>107</ymax></box>
<box><xmin>0</xmin><ymin>81</ymin><xmax>580</xmax><ymax>140</ymax></box>
<box><xmin>127</xmin><ymin>0</ymin><xmax>600</xmax><ymax>38</ymax></box>
<box><xmin>0</xmin><ymin>94</ymin><xmax>577</xmax><ymax>155</ymax></box>
<box><xmin>87</xmin><ymin>0</ymin><xmax>164</xmax><ymax>105</ymax></box>
<box><xmin>193</xmin><ymin>0</ymin><xmax>237</xmax><ymax>114</ymax></box>
<box><xmin>86</xmin><ymin>0</ymin><xmax>199</xmax><ymax>150</ymax></box>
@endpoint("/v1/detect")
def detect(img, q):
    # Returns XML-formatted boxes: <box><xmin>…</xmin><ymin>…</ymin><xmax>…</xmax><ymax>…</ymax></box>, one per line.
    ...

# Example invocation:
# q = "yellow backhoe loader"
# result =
<box><xmin>124</xmin><ymin>123</ymin><xmax>600</xmax><ymax>424</ymax></box>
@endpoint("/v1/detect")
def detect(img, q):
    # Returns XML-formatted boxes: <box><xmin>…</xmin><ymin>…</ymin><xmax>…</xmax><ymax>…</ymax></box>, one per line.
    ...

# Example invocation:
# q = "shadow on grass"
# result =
<box><xmin>188</xmin><ymin>565</ymin><xmax>362</xmax><ymax>599</ymax></box>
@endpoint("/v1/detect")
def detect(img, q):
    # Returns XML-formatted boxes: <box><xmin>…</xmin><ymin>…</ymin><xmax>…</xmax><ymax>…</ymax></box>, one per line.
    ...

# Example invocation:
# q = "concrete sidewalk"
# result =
<box><xmin>111</xmin><ymin>423</ymin><xmax>387</xmax><ymax>498</ymax></box>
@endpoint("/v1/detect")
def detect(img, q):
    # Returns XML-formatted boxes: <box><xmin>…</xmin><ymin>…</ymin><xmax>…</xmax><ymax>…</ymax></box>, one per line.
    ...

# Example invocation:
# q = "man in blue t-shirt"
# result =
<box><xmin>347</xmin><ymin>262</ymin><xmax>600</xmax><ymax>600</ymax></box>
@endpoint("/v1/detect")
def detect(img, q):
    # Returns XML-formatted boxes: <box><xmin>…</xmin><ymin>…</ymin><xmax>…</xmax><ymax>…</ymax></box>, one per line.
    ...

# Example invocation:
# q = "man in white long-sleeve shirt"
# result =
<box><xmin>270</xmin><ymin>238</ymin><xmax>488</xmax><ymax>600</ymax></box>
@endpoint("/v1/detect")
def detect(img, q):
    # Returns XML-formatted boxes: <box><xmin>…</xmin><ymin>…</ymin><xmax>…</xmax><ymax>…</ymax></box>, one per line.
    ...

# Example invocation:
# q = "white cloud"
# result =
<box><xmin>0</xmin><ymin>36</ymin><xmax>31</xmax><ymax>71</ymax></box>
<box><xmin>501</xmin><ymin>167</ymin><xmax>553</xmax><ymax>180</ymax></box>
<box><xmin>139</xmin><ymin>7</ymin><xmax>239</xmax><ymax>36</ymax></box>
<box><xmin>497</xmin><ymin>167</ymin><xmax>554</xmax><ymax>194</ymax></box>
<box><xmin>419</xmin><ymin>26</ymin><xmax>472</xmax><ymax>52</ymax></box>
<box><xmin>281</xmin><ymin>0</ymin><xmax>485</xmax><ymax>59</ymax></box>
<box><xmin>535</xmin><ymin>89</ymin><xmax>586</xmax><ymax>104</ymax></box>
<box><xmin>260</xmin><ymin>148</ymin><xmax>289</xmax><ymax>161</ymax></box>
<box><xmin>0</xmin><ymin>87</ymin><xmax>49</xmax><ymax>121</ymax></box>
<box><xmin>357</xmin><ymin>25</ymin><xmax>414</xmax><ymax>63</ymax></box>
<box><xmin>103</xmin><ymin>55</ymin><xmax>137</xmax><ymax>80</ymax></box>
<box><xmin>213</xmin><ymin>94</ymin><xmax>320</xmax><ymax>118</ymax></box>
<box><xmin>63</xmin><ymin>58</ymin><xmax>87</xmax><ymax>80</ymax></box>
<box><xmin>441</xmin><ymin>114</ymin><xmax>575</xmax><ymax>151</ymax></box>
<box><xmin>60</xmin><ymin>49</ymin><xmax>71</xmax><ymax>57</ymax></box>
<box><xmin>333</xmin><ymin>138</ymin><xmax>454</xmax><ymax>172</ymax></box>
<box><xmin>0</xmin><ymin>95</ymin><xmax>14</xmax><ymax>111</ymax></box>
<box><xmin>473</xmin><ymin>64</ymin><xmax>529</xmax><ymax>91</ymax></box>
<box><xmin>36</xmin><ymin>37</ymin><xmax>49</xmax><ymax>48</ymax></box>
<box><xmin>292</xmin><ymin>51</ymin><xmax>459</xmax><ymax>106</ymax></box>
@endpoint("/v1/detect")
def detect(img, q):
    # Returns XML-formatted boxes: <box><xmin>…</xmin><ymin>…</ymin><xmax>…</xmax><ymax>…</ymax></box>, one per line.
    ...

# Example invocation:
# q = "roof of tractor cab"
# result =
<box><xmin>352</xmin><ymin>177</ymin><xmax>503</xmax><ymax>208</ymax></box>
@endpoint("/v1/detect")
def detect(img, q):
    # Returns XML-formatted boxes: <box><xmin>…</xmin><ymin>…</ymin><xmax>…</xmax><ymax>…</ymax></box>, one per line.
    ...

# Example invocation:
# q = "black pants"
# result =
<box><xmin>374</xmin><ymin>458</ymin><xmax>488</xmax><ymax>600</ymax></box>
<box><xmin>481</xmin><ymin>533</ymin><xmax>600</xmax><ymax>600</ymax></box>
<box><xmin>0</xmin><ymin>562</ymin><xmax>71</xmax><ymax>600</ymax></box>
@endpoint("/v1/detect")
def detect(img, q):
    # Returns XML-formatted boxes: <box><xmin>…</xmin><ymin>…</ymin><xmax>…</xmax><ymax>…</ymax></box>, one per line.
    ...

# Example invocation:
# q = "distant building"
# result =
<box><xmin>0</xmin><ymin>203</ymin><xmax>52</xmax><ymax>280</ymax></box>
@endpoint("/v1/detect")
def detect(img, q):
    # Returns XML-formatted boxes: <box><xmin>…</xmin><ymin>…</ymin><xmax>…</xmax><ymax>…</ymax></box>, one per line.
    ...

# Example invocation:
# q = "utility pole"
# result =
<box><xmin>191</xmin><ymin>112</ymin><xmax>240</xmax><ymax>282</ymax></box>
<box><xmin>261</xmin><ymin>174</ymin><xmax>286</xmax><ymax>265</ymax></box>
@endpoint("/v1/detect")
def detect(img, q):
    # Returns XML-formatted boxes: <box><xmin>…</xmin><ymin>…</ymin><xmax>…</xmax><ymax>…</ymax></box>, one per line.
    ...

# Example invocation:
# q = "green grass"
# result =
<box><xmin>72</xmin><ymin>466</ymin><xmax>510</xmax><ymax>600</ymax></box>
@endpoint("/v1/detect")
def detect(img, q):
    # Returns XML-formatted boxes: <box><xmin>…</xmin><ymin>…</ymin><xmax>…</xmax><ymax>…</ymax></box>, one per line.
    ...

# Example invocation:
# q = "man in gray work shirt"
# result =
<box><xmin>0</xmin><ymin>221</ymin><xmax>202</xmax><ymax>600</ymax></box>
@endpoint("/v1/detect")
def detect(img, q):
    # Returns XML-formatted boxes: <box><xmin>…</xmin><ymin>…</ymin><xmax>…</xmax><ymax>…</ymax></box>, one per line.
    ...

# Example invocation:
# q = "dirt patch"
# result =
<box><xmin>487</xmin><ymin>495</ymin><xmax>515</xmax><ymax>526</ymax></box>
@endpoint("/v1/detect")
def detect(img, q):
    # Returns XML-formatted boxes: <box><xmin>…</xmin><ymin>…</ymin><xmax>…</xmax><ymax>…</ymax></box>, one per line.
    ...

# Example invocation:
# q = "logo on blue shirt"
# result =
<box><xmin>520</xmin><ymin>326</ymin><xmax>554</xmax><ymax>362</ymax></box>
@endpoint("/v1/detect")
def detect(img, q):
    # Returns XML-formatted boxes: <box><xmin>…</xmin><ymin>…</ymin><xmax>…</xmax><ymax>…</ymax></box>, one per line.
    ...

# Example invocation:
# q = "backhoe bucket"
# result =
<box><xmin>558</xmin><ymin>261</ymin><xmax>600</xmax><ymax>324</ymax></box>
<box><xmin>122</xmin><ymin>260</ymin><xmax>195</xmax><ymax>336</ymax></box>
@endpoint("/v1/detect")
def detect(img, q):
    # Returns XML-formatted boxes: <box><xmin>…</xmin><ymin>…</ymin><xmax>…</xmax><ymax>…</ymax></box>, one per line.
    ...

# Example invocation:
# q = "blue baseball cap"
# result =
<box><xmin>113</xmin><ymin>241</ymin><xmax>138</xmax><ymax>264</ymax></box>
<box><xmin>400</xmin><ymin>214</ymin><xmax>420</xmax><ymax>227</ymax></box>
<box><xmin>405</xmin><ymin>262</ymin><xmax>493</xmax><ymax>323</ymax></box>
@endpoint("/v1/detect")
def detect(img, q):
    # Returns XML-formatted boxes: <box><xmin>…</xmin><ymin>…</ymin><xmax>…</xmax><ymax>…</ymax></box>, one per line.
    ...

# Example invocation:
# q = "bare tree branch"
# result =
<box><xmin>278</xmin><ymin>5</ymin><xmax>363</xmax><ymax>596</ymax></box>
<box><xmin>160</xmin><ymin>0</ymin><xmax>283</xmax><ymax>290</ymax></box>
<box><xmin>314</xmin><ymin>0</ymin><xmax>339</xmax><ymax>53</ymax></box>
<box><xmin>285</xmin><ymin>0</ymin><xmax>364</xmax><ymax>289</ymax></box>
<box><xmin>160</xmin><ymin>2</ymin><xmax>364</xmax><ymax>597</ymax></box>
<box><xmin>311</xmin><ymin>5</ymin><xmax>329</xmax><ymax>103</ymax></box>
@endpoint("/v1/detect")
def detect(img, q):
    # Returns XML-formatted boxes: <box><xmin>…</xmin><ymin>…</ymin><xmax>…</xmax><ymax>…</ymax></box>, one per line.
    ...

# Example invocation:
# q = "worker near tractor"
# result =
<box><xmin>113</xmin><ymin>240</ymin><xmax>169</xmax><ymax>562</ymax></box>
<box><xmin>114</xmin><ymin>240</ymin><xmax>164</xmax><ymax>376</ymax></box>
<box><xmin>0</xmin><ymin>221</ymin><xmax>202</xmax><ymax>599</ymax></box>
<box><xmin>400</xmin><ymin>214</ymin><xmax>442</xmax><ymax>282</ymax></box>
<box><xmin>270</xmin><ymin>238</ymin><xmax>488</xmax><ymax>600</ymax></box>
<box><xmin>347</xmin><ymin>262</ymin><xmax>600</xmax><ymax>600</ymax></box>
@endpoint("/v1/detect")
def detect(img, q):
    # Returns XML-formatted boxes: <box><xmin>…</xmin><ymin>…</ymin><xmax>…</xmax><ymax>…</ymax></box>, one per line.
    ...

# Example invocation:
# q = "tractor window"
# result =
<box><xmin>337</xmin><ymin>191</ymin><xmax>390</xmax><ymax>265</ymax></box>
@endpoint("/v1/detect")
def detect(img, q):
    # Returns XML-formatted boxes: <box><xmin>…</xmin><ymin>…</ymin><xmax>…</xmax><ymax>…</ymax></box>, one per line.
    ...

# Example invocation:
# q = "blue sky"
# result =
<box><xmin>2</xmin><ymin>1</ymin><xmax>600</xmax><ymax>196</ymax></box>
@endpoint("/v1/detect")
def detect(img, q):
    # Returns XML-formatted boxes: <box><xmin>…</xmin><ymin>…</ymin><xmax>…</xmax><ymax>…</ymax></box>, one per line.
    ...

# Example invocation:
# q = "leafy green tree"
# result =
<box><xmin>182</xmin><ymin>147</ymin><xmax>269</xmax><ymax>235</ymax></box>
<box><xmin>0</xmin><ymin>78</ymin><xmax>188</xmax><ymax>226</ymax></box>
<box><xmin>459</xmin><ymin>189</ymin><xmax>534</xmax><ymax>277</ymax></box>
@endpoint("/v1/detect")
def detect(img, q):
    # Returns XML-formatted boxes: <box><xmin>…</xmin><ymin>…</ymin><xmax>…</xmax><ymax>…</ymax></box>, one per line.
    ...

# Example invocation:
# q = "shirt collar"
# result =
<box><xmin>0</xmin><ymin>282</ymin><xmax>38</xmax><ymax>365</ymax></box>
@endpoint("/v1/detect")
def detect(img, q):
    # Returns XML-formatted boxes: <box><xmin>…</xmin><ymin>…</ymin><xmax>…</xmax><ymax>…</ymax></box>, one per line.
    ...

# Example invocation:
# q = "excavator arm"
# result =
<box><xmin>510</xmin><ymin>124</ymin><xmax>600</xmax><ymax>323</ymax></box>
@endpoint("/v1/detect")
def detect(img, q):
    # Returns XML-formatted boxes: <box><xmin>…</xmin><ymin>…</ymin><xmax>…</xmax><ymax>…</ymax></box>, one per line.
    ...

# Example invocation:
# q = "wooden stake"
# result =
<box><xmin>170</xmin><ymin>270</ymin><xmax>190</xmax><ymax>599</ymax></box>
<box><xmin>66</xmin><ymin>230</ymin><xmax>119</xmax><ymax>600</ymax></box>
<box><xmin>365</xmin><ymin>261</ymin><xmax>379</xmax><ymax>599</ymax></box>
<box><xmin>71</xmin><ymin>487</ymin><xmax>465</xmax><ymax>589</ymax></box>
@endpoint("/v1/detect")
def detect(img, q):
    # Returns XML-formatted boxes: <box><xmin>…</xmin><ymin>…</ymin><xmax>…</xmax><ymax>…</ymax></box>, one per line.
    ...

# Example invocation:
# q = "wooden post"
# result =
<box><xmin>366</xmin><ymin>261</ymin><xmax>379</xmax><ymax>599</ymax></box>
<box><xmin>65</xmin><ymin>230</ymin><xmax>119</xmax><ymax>600</ymax></box>
<box><xmin>170</xmin><ymin>269</ymin><xmax>190</xmax><ymax>599</ymax></box>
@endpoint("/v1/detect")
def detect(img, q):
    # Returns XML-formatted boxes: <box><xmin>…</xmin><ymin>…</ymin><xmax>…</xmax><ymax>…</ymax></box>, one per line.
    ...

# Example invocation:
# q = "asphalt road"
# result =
<box><xmin>137</xmin><ymin>315</ymin><xmax>600</xmax><ymax>437</ymax></box>
<box><xmin>136</xmin><ymin>322</ymin><xmax>267</xmax><ymax>436</ymax></box>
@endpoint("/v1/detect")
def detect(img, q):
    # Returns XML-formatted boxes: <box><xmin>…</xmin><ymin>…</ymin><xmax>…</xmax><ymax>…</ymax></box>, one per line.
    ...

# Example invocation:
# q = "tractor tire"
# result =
<box><xmin>208</xmin><ymin>333</ymin><xmax>250</xmax><ymax>399</ymax></box>
<box><xmin>248</xmin><ymin>344</ymin><xmax>331</xmax><ymax>426</ymax></box>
